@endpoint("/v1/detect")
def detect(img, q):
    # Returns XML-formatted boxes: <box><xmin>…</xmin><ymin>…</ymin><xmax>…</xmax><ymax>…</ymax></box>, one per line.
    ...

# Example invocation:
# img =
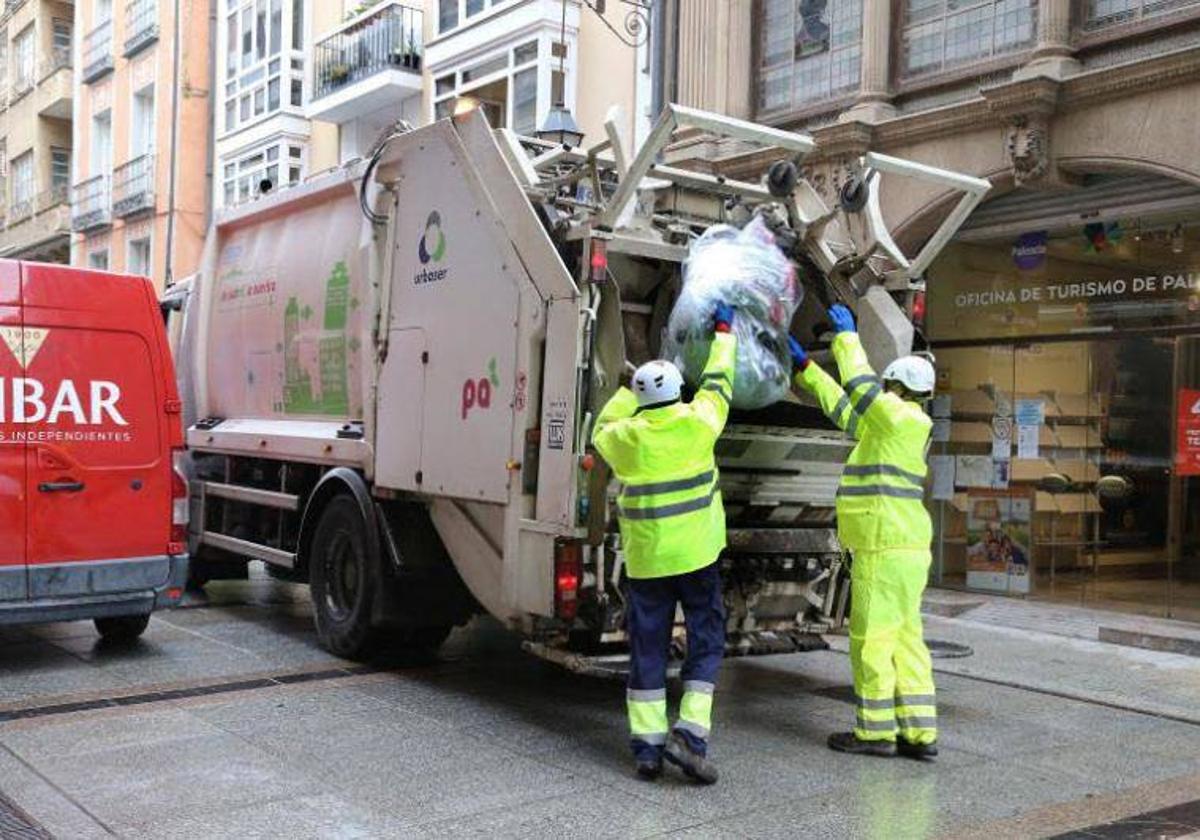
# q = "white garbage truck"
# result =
<box><xmin>171</xmin><ymin>105</ymin><xmax>988</xmax><ymax>666</ymax></box>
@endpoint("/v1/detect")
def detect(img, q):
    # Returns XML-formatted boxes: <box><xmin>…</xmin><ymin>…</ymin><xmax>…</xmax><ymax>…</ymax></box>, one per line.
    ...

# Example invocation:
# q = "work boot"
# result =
<box><xmin>897</xmin><ymin>738</ymin><xmax>938</xmax><ymax>761</ymax></box>
<box><xmin>635</xmin><ymin>756</ymin><xmax>663</xmax><ymax>780</ymax></box>
<box><xmin>663</xmin><ymin>731</ymin><xmax>719</xmax><ymax>785</ymax></box>
<box><xmin>827</xmin><ymin>731</ymin><xmax>897</xmax><ymax>757</ymax></box>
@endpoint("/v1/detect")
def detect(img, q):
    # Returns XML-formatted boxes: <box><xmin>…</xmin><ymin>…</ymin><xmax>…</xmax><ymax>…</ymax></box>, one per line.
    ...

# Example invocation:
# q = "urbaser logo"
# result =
<box><xmin>414</xmin><ymin>210</ymin><xmax>449</xmax><ymax>286</ymax></box>
<box><xmin>0</xmin><ymin>327</ymin><xmax>129</xmax><ymax>440</ymax></box>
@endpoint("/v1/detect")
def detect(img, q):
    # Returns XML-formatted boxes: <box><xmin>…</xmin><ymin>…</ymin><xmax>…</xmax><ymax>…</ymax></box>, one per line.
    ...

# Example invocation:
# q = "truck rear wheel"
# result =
<box><xmin>94</xmin><ymin>614</ymin><xmax>151</xmax><ymax>642</ymax></box>
<box><xmin>310</xmin><ymin>494</ymin><xmax>380</xmax><ymax>659</ymax></box>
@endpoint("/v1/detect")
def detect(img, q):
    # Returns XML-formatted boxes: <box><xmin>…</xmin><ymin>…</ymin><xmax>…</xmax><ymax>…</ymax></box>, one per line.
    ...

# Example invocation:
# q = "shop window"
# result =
<box><xmin>757</xmin><ymin>0</ymin><xmax>863</xmax><ymax>114</ymax></box>
<box><xmin>900</xmin><ymin>0</ymin><xmax>1037</xmax><ymax>78</ymax></box>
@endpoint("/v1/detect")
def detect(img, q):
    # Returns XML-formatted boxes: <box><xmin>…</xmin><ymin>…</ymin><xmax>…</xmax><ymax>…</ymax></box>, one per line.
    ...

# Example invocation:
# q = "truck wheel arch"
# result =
<box><xmin>297</xmin><ymin>467</ymin><xmax>380</xmax><ymax>580</ymax></box>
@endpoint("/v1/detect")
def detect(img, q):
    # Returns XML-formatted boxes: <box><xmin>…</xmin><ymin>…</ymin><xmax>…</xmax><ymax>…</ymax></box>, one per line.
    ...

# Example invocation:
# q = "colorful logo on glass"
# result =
<box><xmin>419</xmin><ymin>211</ymin><xmax>446</xmax><ymax>264</ymax></box>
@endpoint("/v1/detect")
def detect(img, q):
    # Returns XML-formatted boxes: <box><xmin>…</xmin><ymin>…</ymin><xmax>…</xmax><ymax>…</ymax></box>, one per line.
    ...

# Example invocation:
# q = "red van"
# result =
<box><xmin>0</xmin><ymin>260</ymin><xmax>188</xmax><ymax>640</ymax></box>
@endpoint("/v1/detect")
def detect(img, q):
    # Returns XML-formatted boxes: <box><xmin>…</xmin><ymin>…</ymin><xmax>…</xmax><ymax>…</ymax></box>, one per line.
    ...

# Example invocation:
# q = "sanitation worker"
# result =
<box><xmin>592</xmin><ymin>302</ymin><xmax>737</xmax><ymax>785</ymax></box>
<box><xmin>788</xmin><ymin>303</ymin><xmax>939</xmax><ymax>760</ymax></box>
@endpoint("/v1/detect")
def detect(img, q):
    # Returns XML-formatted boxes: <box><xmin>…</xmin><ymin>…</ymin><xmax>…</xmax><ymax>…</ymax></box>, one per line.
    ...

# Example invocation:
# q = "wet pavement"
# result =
<box><xmin>1</xmin><ymin>570</ymin><xmax>1199</xmax><ymax>839</ymax></box>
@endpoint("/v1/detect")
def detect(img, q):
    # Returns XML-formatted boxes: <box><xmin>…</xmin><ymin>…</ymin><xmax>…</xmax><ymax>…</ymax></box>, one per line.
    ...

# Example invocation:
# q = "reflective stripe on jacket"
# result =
<box><xmin>592</xmin><ymin>333</ymin><xmax>737</xmax><ymax>579</ymax></box>
<box><xmin>795</xmin><ymin>333</ymin><xmax>932</xmax><ymax>552</ymax></box>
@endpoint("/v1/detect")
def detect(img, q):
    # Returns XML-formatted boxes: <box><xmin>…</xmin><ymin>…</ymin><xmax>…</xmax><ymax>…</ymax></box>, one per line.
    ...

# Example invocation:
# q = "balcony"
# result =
<box><xmin>36</xmin><ymin>47</ymin><xmax>73</xmax><ymax>119</ymax></box>
<box><xmin>72</xmin><ymin>175</ymin><xmax>112</xmax><ymax>232</ymax></box>
<box><xmin>124</xmin><ymin>0</ymin><xmax>158</xmax><ymax>57</ymax></box>
<box><xmin>82</xmin><ymin>20</ymin><xmax>114</xmax><ymax>83</ymax></box>
<box><xmin>10</xmin><ymin>73</ymin><xmax>34</xmax><ymax>103</ymax></box>
<box><xmin>112</xmin><ymin>154</ymin><xmax>155</xmax><ymax>218</ymax></box>
<box><xmin>308</xmin><ymin>1</ymin><xmax>423</xmax><ymax>124</ymax></box>
<box><xmin>0</xmin><ymin>186</ymin><xmax>70</xmax><ymax>259</ymax></box>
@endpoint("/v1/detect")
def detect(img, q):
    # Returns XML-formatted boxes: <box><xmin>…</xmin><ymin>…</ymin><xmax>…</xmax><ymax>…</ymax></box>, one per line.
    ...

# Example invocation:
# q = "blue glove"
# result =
<box><xmin>828</xmin><ymin>304</ymin><xmax>856</xmax><ymax>334</ymax></box>
<box><xmin>713</xmin><ymin>301</ymin><xmax>735</xmax><ymax>333</ymax></box>
<box><xmin>788</xmin><ymin>336</ymin><xmax>809</xmax><ymax>369</ymax></box>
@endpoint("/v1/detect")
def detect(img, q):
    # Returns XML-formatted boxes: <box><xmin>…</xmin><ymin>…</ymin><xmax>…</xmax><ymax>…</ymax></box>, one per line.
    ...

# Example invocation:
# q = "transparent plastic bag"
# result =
<box><xmin>663</xmin><ymin>217</ymin><xmax>801</xmax><ymax>410</ymax></box>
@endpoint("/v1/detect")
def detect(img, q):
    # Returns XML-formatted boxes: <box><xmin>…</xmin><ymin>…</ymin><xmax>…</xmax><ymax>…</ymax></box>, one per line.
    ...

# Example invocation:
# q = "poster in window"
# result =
<box><xmin>1176</xmin><ymin>388</ymin><xmax>1200</xmax><ymax>476</ymax></box>
<box><xmin>794</xmin><ymin>0</ymin><xmax>830</xmax><ymax>58</ymax></box>
<box><xmin>965</xmin><ymin>490</ymin><xmax>1032</xmax><ymax>594</ymax></box>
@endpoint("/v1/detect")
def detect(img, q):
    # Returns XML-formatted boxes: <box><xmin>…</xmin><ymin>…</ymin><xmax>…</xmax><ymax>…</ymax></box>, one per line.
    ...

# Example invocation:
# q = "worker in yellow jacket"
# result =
<box><xmin>789</xmin><ymin>303</ymin><xmax>939</xmax><ymax>760</ymax></box>
<box><xmin>592</xmin><ymin>302</ymin><xmax>737</xmax><ymax>785</ymax></box>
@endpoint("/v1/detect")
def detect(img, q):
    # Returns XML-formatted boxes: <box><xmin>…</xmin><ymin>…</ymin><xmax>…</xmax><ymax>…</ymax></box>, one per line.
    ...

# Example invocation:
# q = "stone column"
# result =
<box><xmin>1015</xmin><ymin>0</ymin><xmax>1080</xmax><ymax>80</ymax></box>
<box><xmin>675</xmin><ymin>0</ymin><xmax>753</xmax><ymax>118</ymax></box>
<box><xmin>842</xmin><ymin>0</ymin><xmax>896</xmax><ymax>124</ymax></box>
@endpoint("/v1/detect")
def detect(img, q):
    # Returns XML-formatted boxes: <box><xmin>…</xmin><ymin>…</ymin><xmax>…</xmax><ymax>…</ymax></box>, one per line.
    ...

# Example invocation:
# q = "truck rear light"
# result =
<box><xmin>589</xmin><ymin>239</ymin><xmax>607</xmax><ymax>283</ymax></box>
<box><xmin>911</xmin><ymin>290</ymin><xmax>927</xmax><ymax>327</ymax></box>
<box><xmin>170</xmin><ymin>457</ymin><xmax>189</xmax><ymax>553</ymax></box>
<box><xmin>554</xmin><ymin>540</ymin><xmax>582</xmax><ymax>621</ymax></box>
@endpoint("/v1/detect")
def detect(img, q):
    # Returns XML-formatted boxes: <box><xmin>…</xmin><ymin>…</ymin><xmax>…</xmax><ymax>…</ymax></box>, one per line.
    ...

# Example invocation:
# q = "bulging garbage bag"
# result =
<box><xmin>663</xmin><ymin>217</ymin><xmax>802</xmax><ymax>410</ymax></box>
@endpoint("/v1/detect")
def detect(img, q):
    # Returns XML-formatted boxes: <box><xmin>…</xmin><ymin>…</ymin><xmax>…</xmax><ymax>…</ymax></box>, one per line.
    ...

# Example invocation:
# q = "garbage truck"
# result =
<box><xmin>171</xmin><ymin>104</ymin><xmax>989</xmax><ymax>666</ymax></box>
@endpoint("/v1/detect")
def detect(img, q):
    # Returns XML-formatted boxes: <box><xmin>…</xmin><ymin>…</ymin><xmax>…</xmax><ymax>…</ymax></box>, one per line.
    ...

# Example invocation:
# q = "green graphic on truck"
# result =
<box><xmin>283</xmin><ymin>261</ymin><xmax>351</xmax><ymax>416</ymax></box>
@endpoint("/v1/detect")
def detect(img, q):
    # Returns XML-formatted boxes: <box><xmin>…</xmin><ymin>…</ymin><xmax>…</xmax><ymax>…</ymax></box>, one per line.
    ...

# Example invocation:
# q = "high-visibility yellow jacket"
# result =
<box><xmin>795</xmin><ymin>332</ymin><xmax>932</xmax><ymax>552</ymax></box>
<box><xmin>592</xmin><ymin>333</ymin><xmax>737</xmax><ymax>579</ymax></box>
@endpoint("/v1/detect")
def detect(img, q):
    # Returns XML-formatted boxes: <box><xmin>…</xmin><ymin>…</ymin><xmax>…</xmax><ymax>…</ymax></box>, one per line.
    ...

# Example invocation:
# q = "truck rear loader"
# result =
<box><xmin>171</xmin><ymin>105</ymin><xmax>989</xmax><ymax>668</ymax></box>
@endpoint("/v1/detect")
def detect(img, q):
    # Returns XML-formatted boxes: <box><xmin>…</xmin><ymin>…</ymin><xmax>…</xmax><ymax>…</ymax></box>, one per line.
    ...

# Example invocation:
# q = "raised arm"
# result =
<box><xmin>592</xmin><ymin>386</ymin><xmax>640</xmax><ymax>469</ymax></box>
<box><xmin>828</xmin><ymin>305</ymin><xmax>907</xmax><ymax>435</ymax></box>
<box><xmin>789</xmin><ymin>335</ymin><xmax>861</xmax><ymax>438</ymax></box>
<box><xmin>689</xmin><ymin>331</ymin><xmax>737</xmax><ymax>439</ymax></box>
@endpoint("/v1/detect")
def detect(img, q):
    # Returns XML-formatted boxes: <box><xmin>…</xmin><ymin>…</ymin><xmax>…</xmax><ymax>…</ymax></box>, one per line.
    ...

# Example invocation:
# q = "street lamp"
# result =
<box><xmin>536</xmin><ymin>103</ymin><xmax>584</xmax><ymax>148</ymax></box>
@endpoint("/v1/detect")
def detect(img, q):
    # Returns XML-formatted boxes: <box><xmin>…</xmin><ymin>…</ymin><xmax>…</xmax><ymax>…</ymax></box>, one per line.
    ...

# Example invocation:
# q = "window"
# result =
<box><xmin>88</xmin><ymin>249</ymin><xmax>110</xmax><ymax>270</ymax></box>
<box><xmin>52</xmin><ymin>19</ymin><xmax>73</xmax><ymax>51</ymax></box>
<box><xmin>1082</xmin><ymin>0</ymin><xmax>1198</xmax><ymax>28</ymax></box>
<box><xmin>221</xmin><ymin>139</ymin><xmax>305</xmax><ymax>207</ymax></box>
<box><xmin>757</xmin><ymin>0</ymin><xmax>862</xmax><ymax>113</ymax></box>
<box><xmin>11</xmin><ymin>152</ymin><xmax>33</xmax><ymax>212</ymax></box>
<box><xmin>439</xmin><ymin>0</ymin><xmax>458</xmax><ymax>32</ymax></box>
<box><xmin>96</xmin><ymin>0</ymin><xmax>113</xmax><ymax>24</ymax></box>
<box><xmin>222</xmin><ymin>0</ymin><xmax>301</xmax><ymax>135</ymax></box>
<box><xmin>0</xmin><ymin>35</ymin><xmax>7</xmax><ymax>92</ymax></box>
<box><xmin>433</xmin><ymin>36</ymin><xmax>549</xmax><ymax>135</ymax></box>
<box><xmin>50</xmin><ymin>148</ymin><xmax>71</xmax><ymax>195</ymax></box>
<box><xmin>900</xmin><ymin>0</ymin><xmax>1036</xmax><ymax>77</ymax></box>
<box><xmin>466</xmin><ymin>0</ymin><xmax>485</xmax><ymax>15</ymax></box>
<box><xmin>13</xmin><ymin>26</ymin><xmax>34</xmax><ymax>92</ymax></box>
<box><xmin>92</xmin><ymin>110</ymin><xmax>113</xmax><ymax>176</ymax></box>
<box><xmin>132</xmin><ymin>85</ymin><xmax>155</xmax><ymax>157</ymax></box>
<box><xmin>127</xmin><ymin>236</ymin><xmax>152</xmax><ymax>277</ymax></box>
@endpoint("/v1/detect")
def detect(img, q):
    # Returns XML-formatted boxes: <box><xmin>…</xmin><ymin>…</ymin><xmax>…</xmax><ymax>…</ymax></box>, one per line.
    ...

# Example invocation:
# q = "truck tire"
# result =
<box><xmin>309</xmin><ymin>493</ymin><xmax>380</xmax><ymax>659</ymax></box>
<box><xmin>94</xmin><ymin>614</ymin><xmax>151</xmax><ymax>642</ymax></box>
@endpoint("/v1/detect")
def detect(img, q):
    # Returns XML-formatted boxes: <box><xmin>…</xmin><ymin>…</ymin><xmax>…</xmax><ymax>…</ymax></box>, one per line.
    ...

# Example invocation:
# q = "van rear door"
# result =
<box><xmin>21</xmin><ymin>264</ymin><xmax>171</xmax><ymax>599</ymax></box>
<box><xmin>0</xmin><ymin>260</ymin><xmax>27</xmax><ymax>602</ymax></box>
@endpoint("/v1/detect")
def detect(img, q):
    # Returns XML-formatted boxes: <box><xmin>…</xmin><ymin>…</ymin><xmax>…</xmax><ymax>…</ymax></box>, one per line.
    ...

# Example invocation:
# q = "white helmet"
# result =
<box><xmin>632</xmin><ymin>360</ymin><xmax>684</xmax><ymax>407</ymax></box>
<box><xmin>882</xmin><ymin>355</ymin><xmax>936</xmax><ymax>397</ymax></box>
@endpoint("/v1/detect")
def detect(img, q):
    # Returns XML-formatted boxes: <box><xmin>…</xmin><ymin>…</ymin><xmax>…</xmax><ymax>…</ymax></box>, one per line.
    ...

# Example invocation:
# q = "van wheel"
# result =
<box><xmin>310</xmin><ymin>494</ymin><xmax>379</xmax><ymax>659</ymax></box>
<box><xmin>94</xmin><ymin>614</ymin><xmax>151</xmax><ymax>642</ymax></box>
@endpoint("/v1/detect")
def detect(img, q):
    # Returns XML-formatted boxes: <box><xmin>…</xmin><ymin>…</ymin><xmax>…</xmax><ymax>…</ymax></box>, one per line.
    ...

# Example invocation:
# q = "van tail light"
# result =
<box><xmin>554</xmin><ymin>540</ymin><xmax>582</xmax><ymax>622</ymax></box>
<box><xmin>170</xmin><ymin>452</ymin><xmax>189</xmax><ymax>554</ymax></box>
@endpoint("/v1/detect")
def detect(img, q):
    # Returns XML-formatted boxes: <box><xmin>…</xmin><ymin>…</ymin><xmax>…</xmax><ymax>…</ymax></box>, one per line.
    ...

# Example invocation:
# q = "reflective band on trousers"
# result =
<box><xmin>623</xmin><ymin>470</ymin><xmax>715</xmax><ymax>499</ymax></box>
<box><xmin>837</xmin><ymin>484</ymin><xmax>925</xmax><ymax>500</ymax></box>
<box><xmin>856</xmin><ymin>695</ymin><xmax>894</xmax><ymax>710</ymax></box>
<box><xmin>855</xmin><ymin>715</ymin><xmax>897</xmax><ymax>732</ymax></box>
<box><xmin>898</xmin><ymin>716</ymin><xmax>937</xmax><ymax>730</ymax></box>
<box><xmin>627</xmin><ymin>688</ymin><xmax>667</xmax><ymax>702</ymax></box>
<box><xmin>618</xmin><ymin>487</ymin><xmax>719</xmax><ymax>521</ymax></box>
<box><xmin>895</xmin><ymin>694</ymin><xmax>936</xmax><ymax>707</ymax></box>
<box><xmin>674</xmin><ymin>718</ymin><xmax>710</xmax><ymax>739</ymax></box>
<box><xmin>843</xmin><ymin>464</ymin><xmax>927</xmax><ymax>487</ymax></box>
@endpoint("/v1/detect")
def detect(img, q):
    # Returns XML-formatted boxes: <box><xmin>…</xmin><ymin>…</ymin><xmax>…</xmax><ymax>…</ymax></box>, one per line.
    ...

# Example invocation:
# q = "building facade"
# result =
<box><xmin>0</xmin><ymin>0</ymin><xmax>74</xmax><ymax>263</ymax></box>
<box><xmin>71</xmin><ymin>0</ymin><xmax>211</xmax><ymax>288</ymax></box>
<box><xmin>668</xmin><ymin>0</ymin><xmax>1200</xmax><ymax>622</ymax></box>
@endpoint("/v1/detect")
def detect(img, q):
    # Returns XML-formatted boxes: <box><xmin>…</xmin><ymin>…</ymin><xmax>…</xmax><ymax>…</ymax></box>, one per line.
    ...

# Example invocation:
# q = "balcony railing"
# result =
<box><xmin>82</xmin><ymin>20</ymin><xmax>114</xmax><ymax>83</ymax></box>
<box><xmin>313</xmin><ymin>2</ymin><xmax>423</xmax><ymax>101</ymax></box>
<box><xmin>40</xmin><ymin>45</ymin><xmax>72</xmax><ymax>79</ymax></box>
<box><xmin>113</xmin><ymin>154</ymin><xmax>155</xmax><ymax>218</ymax></box>
<box><xmin>8</xmin><ymin>195</ymin><xmax>34</xmax><ymax>226</ymax></box>
<box><xmin>11</xmin><ymin>72</ymin><xmax>34</xmax><ymax>100</ymax></box>
<box><xmin>39</xmin><ymin>183</ymin><xmax>69</xmax><ymax>213</ymax></box>
<box><xmin>72</xmin><ymin>175</ymin><xmax>112</xmax><ymax>232</ymax></box>
<box><xmin>124</xmin><ymin>0</ymin><xmax>158</xmax><ymax>56</ymax></box>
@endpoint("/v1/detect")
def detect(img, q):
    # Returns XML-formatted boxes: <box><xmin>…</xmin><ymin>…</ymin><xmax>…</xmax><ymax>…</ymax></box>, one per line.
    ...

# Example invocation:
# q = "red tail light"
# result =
<box><xmin>170</xmin><ymin>452</ymin><xmax>189</xmax><ymax>554</ymax></box>
<box><xmin>912</xmin><ymin>290</ymin><xmax>927</xmax><ymax>327</ymax></box>
<box><xmin>589</xmin><ymin>239</ymin><xmax>608</xmax><ymax>283</ymax></box>
<box><xmin>554</xmin><ymin>540</ymin><xmax>582</xmax><ymax>621</ymax></box>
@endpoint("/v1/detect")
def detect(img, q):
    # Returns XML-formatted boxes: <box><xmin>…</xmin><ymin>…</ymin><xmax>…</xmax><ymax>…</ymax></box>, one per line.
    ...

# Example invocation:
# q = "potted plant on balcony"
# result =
<box><xmin>328</xmin><ymin>62</ymin><xmax>351</xmax><ymax>85</ymax></box>
<box><xmin>391</xmin><ymin>32</ymin><xmax>420</xmax><ymax>70</ymax></box>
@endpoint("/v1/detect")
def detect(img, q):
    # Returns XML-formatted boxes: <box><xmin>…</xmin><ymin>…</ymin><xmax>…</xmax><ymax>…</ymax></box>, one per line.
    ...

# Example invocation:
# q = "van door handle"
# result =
<box><xmin>39</xmin><ymin>481</ymin><xmax>85</xmax><ymax>493</ymax></box>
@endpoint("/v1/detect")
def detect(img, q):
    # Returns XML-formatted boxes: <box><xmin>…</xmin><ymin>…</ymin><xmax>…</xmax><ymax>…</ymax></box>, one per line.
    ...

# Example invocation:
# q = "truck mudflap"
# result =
<box><xmin>523</xmin><ymin>630</ymin><xmax>831</xmax><ymax>680</ymax></box>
